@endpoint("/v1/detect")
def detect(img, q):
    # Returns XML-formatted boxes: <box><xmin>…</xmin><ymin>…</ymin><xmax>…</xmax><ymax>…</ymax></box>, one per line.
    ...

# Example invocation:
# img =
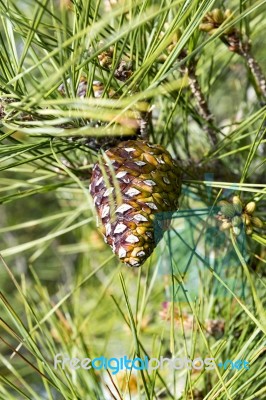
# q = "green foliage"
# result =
<box><xmin>0</xmin><ymin>0</ymin><xmax>265</xmax><ymax>398</ymax></box>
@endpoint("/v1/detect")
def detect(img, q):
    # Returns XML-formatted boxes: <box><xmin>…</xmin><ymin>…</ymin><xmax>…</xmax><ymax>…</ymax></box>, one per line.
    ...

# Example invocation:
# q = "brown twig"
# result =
<box><xmin>234</xmin><ymin>41</ymin><xmax>266</xmax><ymax>100</ymax></box>
<box><xmin>200</xmin><ymin>9</ymin><xmax>266</xmax><ymax>101</ymax></box>
<box><xmin>178</xmin><ymin>53</ymin><xmax>218</xmax><ymax>147</ymax></box>
<box><xmin>187</xmin><ymin>66</ymin><xmax>218</xmax><ymax>146</ymax></box>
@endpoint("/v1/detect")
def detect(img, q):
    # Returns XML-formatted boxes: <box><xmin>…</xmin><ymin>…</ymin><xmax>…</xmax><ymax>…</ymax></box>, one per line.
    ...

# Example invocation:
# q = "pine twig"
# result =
<box><xmin>200</xmin><ymin>9</ymin><xmax>266</xmax><ymax>101</ymax></box>
<box><xmin>178</xmin><ymin>53</ymin><xmax>218</xmax><ymax>147</ymax></box>
<box><xmin>230</xmin><ymin>38</ymin><xmax>266</xmax><ymax>100</ymax></box>
<box><xmin>187</xmin><ymin>66</ymin><xmax>218</xmax><ymax>146</ymax></box>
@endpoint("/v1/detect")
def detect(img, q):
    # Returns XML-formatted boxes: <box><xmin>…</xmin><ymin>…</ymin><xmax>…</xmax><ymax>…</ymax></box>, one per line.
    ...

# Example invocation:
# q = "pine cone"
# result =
<box><xmin>89</xmin><ymin>140</ymin><xmax>181</xmax><ymax>267</ymax></box>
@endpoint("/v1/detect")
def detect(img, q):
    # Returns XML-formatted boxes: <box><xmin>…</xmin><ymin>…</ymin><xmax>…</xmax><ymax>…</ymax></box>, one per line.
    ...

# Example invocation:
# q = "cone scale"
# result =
<box><xmin>89</xmin><ymin>140</ymin><xmax>181</xmax><ymax>267</ymax></box>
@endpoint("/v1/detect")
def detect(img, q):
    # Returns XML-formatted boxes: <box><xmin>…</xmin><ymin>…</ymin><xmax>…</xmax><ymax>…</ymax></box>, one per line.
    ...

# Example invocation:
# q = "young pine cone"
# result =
<box><xmin>89</xmin><ymin>140</ymin><xmax>181</xmax><ymax>267</ymax></box>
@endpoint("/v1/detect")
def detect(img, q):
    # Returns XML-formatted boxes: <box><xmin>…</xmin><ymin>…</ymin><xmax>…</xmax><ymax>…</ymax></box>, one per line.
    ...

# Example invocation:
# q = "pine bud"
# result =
<box><xmin>220</xmin><ymin>204</ymin><xmax>235</xmax><ymax>218</ymax></box>
<box><xmin>218</xmin><ymin>200</ymin><xmax>231</xmax><ymax>207</ymax></box>
<box><xmin>232</xmin><ymin>196</ymin><xmax>243</xmax><ymax>214</ymax></box>
<box><xmin>199</xmin><ymin>22</ymin><xmax>215</xmax><ymax>33</ymax></box>
<box><xmin>245</xmin><ymin>201</ymin><xmax>256</xmax><ymax>214</ymax></box>
<box><xmin>212</xmin><ymin>8</ymin><xmax>224</xmax><ymax>24</ymax></box>
<box><xmin>251</xmin><ymin>216</ymin><xmax>264</xmax><ymax>228</ymax></box>
<box><xmin>233</xmin><ymin>226</ymin><xmax>241</xmax><ymax>236</ymax></box>
<box><xmin>224</xmin><ymin>9</ymin><xmax>233</xmax><ymax>19</ymax></box>
<box><xmin>232</xmin><ymin>216</ymin><xmax>242</xmax><ymax>227</ymax></box>
<box><xmin>246</xmin><ymin>226</ymin><xmax>253</xmax><ymax>235</ymax></box>
<box><xmin>220</xmin><ymin>221</ymin><xmax>231</xmax><ymax>231</ymax></box>
<box><xmin>242</xmin><ymin>214</ymin><xmax>251</xmax><ymax>226</ymax></box>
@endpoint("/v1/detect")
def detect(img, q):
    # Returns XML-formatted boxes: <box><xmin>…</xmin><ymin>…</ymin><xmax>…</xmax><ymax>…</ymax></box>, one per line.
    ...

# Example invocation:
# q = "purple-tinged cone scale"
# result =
<box><xmin>89</xmin><ymin>140</ymin><xmax>181</xmax><ymax>267</ymax></box>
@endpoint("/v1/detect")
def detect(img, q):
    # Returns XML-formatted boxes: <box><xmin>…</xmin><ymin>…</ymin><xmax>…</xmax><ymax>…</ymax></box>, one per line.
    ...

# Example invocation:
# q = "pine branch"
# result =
<box><xmin>231</xmin><ymin>38</ymin><xmax>266</xmax><ymax>100</ymax></box>
<box><xmin>200</xmin><ymin>9</ymin><xmax>266</xmax><ymax>101</ymax></box>
<box><xmin>178</xmin><ymin>54</ymin><xmax>218</xmax><ymax>147</ymax></box>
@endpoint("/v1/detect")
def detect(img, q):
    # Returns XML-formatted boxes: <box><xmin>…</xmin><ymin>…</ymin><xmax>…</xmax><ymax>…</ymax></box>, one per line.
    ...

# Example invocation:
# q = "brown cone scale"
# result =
<box><xmin>89</xmin><ymin>140</ymin><xmax>181</xmax><ymax>267</ymax></box>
